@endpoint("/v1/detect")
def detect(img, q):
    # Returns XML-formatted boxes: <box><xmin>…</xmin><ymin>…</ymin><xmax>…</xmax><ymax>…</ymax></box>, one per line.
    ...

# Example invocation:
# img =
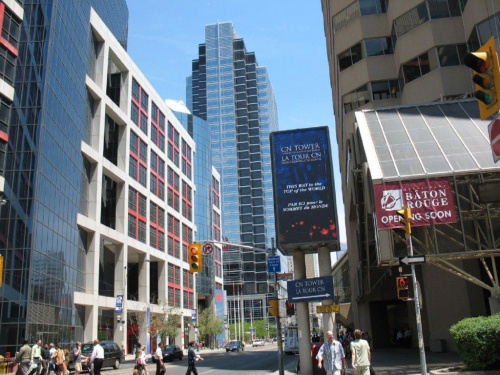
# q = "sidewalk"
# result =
<box><xmin>272</xmin><ymin>347</ymin><xmax>464</xmax><ymax>375</ymax></box>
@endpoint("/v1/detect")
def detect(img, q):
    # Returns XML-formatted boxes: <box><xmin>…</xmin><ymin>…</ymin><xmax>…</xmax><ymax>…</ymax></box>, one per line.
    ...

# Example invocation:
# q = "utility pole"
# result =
<box><xmin>398</xmin><ymin>206</ymin><xmax>427</xmax><ymax>375</ymax></box>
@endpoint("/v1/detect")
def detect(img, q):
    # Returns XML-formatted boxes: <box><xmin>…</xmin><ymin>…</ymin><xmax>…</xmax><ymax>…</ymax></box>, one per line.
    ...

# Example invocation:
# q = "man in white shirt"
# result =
<box><xmin>48</xmin><ymin>344</ymin><xmax>56</xmax><ymax>375</ymax></box>
<box><xmin>89</xmin><ymin>340</ymin><xmax>104</xmax><ymax>375</ymax></box>
<box><xmin>317</xmin><ymin>331</ymin><xmax>347</xmax><ymax>375</ymax></box>
<box><xmin>154</xmin><ymin>343</ymin><xmax>164</xmax><ymax>375</ymax></box>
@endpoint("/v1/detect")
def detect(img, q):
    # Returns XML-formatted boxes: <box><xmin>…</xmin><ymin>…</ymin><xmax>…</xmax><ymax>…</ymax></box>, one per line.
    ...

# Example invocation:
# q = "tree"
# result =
<box><xmin>198</xmin><ymin>307</ymin><xmax>224</xmax><ymax>348</ymax></box>
<box><xmin>149</xmin><ymin>302</ymin><xmax>181</xmax><ymax>344</ymax></box>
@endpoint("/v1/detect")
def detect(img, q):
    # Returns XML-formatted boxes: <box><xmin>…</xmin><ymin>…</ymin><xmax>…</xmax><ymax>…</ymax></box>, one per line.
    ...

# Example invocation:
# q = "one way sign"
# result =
<box><xmin>399</xmin><ymin>255</ymin><xmax>426</xmax><ymax>265</ymax></box>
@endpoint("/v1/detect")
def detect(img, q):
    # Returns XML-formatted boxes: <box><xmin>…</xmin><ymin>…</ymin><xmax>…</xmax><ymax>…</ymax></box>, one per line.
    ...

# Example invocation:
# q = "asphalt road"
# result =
<box><xmin>102</xmin><ymin>345</ymin><xmax>294</xmax><ymax>375</ymax></box>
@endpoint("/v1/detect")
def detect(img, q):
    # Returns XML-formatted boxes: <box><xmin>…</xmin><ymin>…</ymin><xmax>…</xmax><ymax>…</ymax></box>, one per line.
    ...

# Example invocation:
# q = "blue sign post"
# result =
<box><xmin>287</xmin><ymin>276</ymin><xmax>334</xmax><ymax>303</ymax></box>
<box><xmin>267</xmin><ymin>256</ymin><xmax>281</xmax><ymax>273</ymax></box>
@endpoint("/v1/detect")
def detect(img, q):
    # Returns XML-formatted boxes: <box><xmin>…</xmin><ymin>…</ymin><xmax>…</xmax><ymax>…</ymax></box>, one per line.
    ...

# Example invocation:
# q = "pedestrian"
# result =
<box><xmin>135</xmin><ymin>351</ymin><xmax>147</xmax><ymax>375</ymax></box>
<box><xmin>72</xmin><ymin>342</ymin><xmax>82</xmax><ymax>375</ymax></box>
<box><xmin>29</xmin><ymin>339</ymin><xmax>42</xmax><ymax>375</ymax></box>
<box><xmin>52</xmin><ymin>345</ymin><xmax>64</xmax><ymax>375</ymax></box>
<box><xmin>154</xmin><ymin>343</ymin><xmax>164</xmax><ymax>375</ymax></box>
<box><xmin>15</xmin><ymin>339</ymin><xmax>32</xmax><ymax>375</ymax></box>
<box><xmin>48</xmin><ymin>344</ymin><xmax>56</xmax><ymax>375</ymax></box>
<box><xmin>63</xmin><ymin>348</ymin><xmax>70</xmax><ymax>375</ymax></box>
<box><xmin>89</xmin><ymin>340</ymin><xmax>104</xmax><ymax>375</ymax></box>
<box><xmin>41</xmin><ymin>343</ymin><xmax>50</xmax><ymax>375</ymax></box>
<box><xmin>185</xmin><ymin>341</ymin><xmax>204</xmax><ymax>375</ymax></box>
<box><xmin>350</xmin><ymin>329</ymin><xmax>371</xmax><ymax>375</ymax></box>
<box><xmin>317</xmin><ymin>330</ymin><xmax>347</xmax><ymax>375</ymax></box>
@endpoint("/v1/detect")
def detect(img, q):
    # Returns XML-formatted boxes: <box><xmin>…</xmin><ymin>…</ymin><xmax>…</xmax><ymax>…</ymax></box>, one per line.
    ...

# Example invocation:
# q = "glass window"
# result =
<box><xmin>132</xmin><ymin>79</ymin><xmax>139</xmax><ymax>101</ymax></box>
<box><xmin>359</xmin><ymin>0</ymin><xmax>388</xmax><ymax>16</ymax></box>
<box><xmin>393</xmin><ymin>3</ymin><xmax>429</xmax><ymax>39</ymax></box>
<box><xmin>343</xmin><ymin>85</ymin><xmax>370</xmax><ymax>113</ymax></box>
<box><xmin>437</xmin><ymin>44</ymin><xmax>466</xmax><ymax>67</ymax></box>
<box><xmin>365</xmin><ymin>37</ymin><xmax>393</xmax><ymax>56</ymax></box>
<box><xmin>338</xmin><ymin>43</ymin><xmax>362</xmax><ymax>71</ymax></box>
<box><xmin>371</xmin><ymin>80</ymin><xmax>400</xmax><ymax>100</ymax></box>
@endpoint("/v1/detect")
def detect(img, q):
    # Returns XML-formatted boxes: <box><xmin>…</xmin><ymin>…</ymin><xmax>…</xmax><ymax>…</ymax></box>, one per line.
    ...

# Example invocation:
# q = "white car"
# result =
<box><xmin>252</xmin><ymin>339</ymin><xmax>265</xmax><ymax>347</ymax></box>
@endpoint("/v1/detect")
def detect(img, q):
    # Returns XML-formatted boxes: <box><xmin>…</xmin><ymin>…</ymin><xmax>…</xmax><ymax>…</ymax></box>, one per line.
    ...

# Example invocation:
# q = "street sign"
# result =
<box><xmin>399</xmin><ymin>255</ymin><xmax>426</xmax><ymax>266</ymax></box>
<box><xmin>202</xmin><ymin>243</ymin><xmax>213</xmax><ymax>254</ymax></box>
<box><xmin>267</xmin><ymin>255</ymin><xmax>281</xmax><ymax>273</ymax></box>
<box><xmin>287</xmin><ymin>276</ymin><xmax>334</xmax><ymax>303</ymax></box>
<box><xmin>277</xmin><ymin>272</ymin><xmax>293</xmax><ymax>280</ymax></box>
<box><xmin>316</xmin><ymin>304</ymin><xmax>340</xmax><ymax>314</ymax></box>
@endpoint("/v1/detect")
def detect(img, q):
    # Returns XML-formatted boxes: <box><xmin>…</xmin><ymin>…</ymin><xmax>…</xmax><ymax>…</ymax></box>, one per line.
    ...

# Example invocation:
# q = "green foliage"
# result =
<box><xmin>227</xmin><ymin>319</ymin><xmax>277</xmax><ymax>341</ymax></box>
<box><xmin>449</xmin><ymin>314</ymin><xmax>500</xmax><ymax>370</ymax></box>
<box><xmin>198</xmin><ymin>307</ymin><xmax>224</xmax><ymax>344</ymax></box>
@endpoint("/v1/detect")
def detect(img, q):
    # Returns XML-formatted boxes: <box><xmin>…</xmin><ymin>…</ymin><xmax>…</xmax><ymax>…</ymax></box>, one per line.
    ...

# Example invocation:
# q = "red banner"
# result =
<box><xmin>373</xmin><ymin>178</ymin><xmax>457</xmax><ymax>230</ymax></box>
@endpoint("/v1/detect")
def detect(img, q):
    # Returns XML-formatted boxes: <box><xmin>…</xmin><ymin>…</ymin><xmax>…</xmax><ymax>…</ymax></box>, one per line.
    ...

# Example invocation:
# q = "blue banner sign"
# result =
<box><xmin>270</xmin><ymin>127</ymin><xmax>340</xmax><ymax>255</ymax></box>
<box><xmin>191</xmin><ymin>309</ymin><xmax>197</xmax><ymax>322</ymax></box>
<box><xmin>115</xmin><ymin>295</ymin><xmax>123</xmax><ymax>314</ymax></box>
<box><xmin>287</xmin><ymin>276</ymin><xmax>334</xmax><ymax>303</ymax></box>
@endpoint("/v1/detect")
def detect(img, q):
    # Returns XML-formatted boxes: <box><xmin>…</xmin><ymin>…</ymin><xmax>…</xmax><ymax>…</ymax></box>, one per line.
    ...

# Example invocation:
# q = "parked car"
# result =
<box><xmin>71</xmin><ymin>341</ymin><xmax>124</xmax><ymax>371</ymax></box>
<box><xmin>226</xmin><ymin>340</ymin><xmax>244</xmax><ymax>352</ymax></box>
<box><xmin>252</xmin><ymin>339</ymin><xmax>264</xmax><ymax>347</ymax></box>
<box><xmin>162</xmin><ymin>345</ymin><xmax>183</xmax><ymax>361</ymax></box>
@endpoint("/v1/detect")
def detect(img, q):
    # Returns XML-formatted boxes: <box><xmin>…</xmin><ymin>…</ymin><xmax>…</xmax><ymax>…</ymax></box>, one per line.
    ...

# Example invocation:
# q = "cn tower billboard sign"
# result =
<box><xmin>374</xmin><ymin>177</ymin><xmax>457</xmax><ymax>230</ymax></box>
<box><xmin>270</xmin><ymin>127</ymin><xmax>339</xmax><ymax>255</ymax></box>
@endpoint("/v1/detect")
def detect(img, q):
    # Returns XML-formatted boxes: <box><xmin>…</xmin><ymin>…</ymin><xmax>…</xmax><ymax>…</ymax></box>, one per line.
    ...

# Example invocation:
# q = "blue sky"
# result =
<box><xmin>125</xmin><ymin>0</ymin><xmax>346</xmax><ymax>244</ymax></box>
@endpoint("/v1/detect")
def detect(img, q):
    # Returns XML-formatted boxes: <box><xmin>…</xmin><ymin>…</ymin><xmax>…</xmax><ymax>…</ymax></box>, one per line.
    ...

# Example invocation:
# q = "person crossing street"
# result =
<box><xmin>185</xmin><ymin>341</ymin><xmax>203</xmax><ymax>375</ymax></box>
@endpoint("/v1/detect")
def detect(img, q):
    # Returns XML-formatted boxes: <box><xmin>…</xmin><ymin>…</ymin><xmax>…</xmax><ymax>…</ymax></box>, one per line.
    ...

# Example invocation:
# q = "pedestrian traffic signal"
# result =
<box><xmin>397</xmin><ymin>205</ymin><xmax>412</xmax><ymax>237</ymax></box>
<box><xmin>464</xmin><ymin>37</ymin><xmax>500</xmax><ymax>120</ymax></box>
<box><xmin>396</xmin><ymin>276</ymin><xmax>409</xmax><ymax>299</ymax></box>
<box><xmin>268</xmin><ymin>299</ymin><xmax>279</xmax><ymax>317</ymax></box>
<box><xmin>286</xmin><ymin>301</ymin><xmax>295</xmax><ymax>316</ymax></box>
<box><xmin>188</xmin><ymin>243</ymin><xmax>203</xmax><ymax>273</ymax></box>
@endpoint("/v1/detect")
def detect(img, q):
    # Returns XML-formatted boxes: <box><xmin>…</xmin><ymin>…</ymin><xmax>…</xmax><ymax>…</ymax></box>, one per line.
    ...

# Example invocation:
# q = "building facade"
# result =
<box><xmin>321</xmin><ymin>0</ymin><xmax>500</xmax><ymax>351</ymax></box>
<box><xmin>187</xmin><ymin>22</ymin><xmax>279</xmax><ymax>329</ymax></box>
<box><xmin>0</xmin><ymin>1</ymin><xmax>198</xmax><ymax>354</ymax></box>
<box><xmin>167</xmin><ymin>99</ymin><xmax>224</xmax><ymax>309</ymax></box>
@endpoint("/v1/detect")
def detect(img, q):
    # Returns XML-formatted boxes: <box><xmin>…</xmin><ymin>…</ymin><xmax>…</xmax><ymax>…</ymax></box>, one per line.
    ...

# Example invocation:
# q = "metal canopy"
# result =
<box><xmin>356</xmin><ymin>99</ymin><xmax>498</xmax><ymax>183</ymax></box>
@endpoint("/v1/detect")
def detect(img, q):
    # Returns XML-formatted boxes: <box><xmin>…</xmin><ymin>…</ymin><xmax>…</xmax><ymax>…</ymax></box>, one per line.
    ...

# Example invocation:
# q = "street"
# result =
<box><xmin>107</xmin><ymin>346</ymin><xmax>293</xmax><ymax>375</ymax></box>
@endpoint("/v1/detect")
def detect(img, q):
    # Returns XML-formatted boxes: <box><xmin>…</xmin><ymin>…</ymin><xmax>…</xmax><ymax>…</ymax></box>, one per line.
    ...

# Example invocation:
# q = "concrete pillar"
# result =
<box><xmin>489</xmin><ymin>296</ymin><xmax>500</xmax><ymax>314</ymax></box>
<box><xmin>318</xmin><ymin>246</ymin><xmax>335</xmax><ymax>340</ymax></box>
<box><xmin>293</xmin><ymin>251</ymin><xmax>312</xmax><ymax>375</ymax></box>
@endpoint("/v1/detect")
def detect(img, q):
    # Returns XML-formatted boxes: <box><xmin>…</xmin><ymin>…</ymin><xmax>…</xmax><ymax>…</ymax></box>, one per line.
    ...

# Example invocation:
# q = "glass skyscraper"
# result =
<box><xmin>167</xmin><ymin>99</ymin><xmax>224</xmax><ymax>303</ymax></box>
<box><xmin>187</xmin><ymin>22</ymin><xmax>279</xmax><ymax>325</ymax></box>
<box><xmin>0</xmin><ymin>0</ymin><xmax>128</xmax><ymax>353</ymax></box>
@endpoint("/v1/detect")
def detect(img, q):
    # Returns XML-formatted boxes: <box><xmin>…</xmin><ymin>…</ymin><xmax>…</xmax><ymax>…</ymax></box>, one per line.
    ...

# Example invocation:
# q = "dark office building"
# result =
<box><xmin>187</xmin><ymin>22</ymin><xmax>279</xmax><ymax>327</ymax></box>
<box><xmin>0</xmin><ymin>0</ymin><xmax>128</xmax><ymax>353</ymax></box>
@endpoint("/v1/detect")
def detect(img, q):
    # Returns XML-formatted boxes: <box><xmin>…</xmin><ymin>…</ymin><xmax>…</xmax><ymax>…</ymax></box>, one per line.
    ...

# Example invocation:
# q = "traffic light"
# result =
<box><xmin>464</xmin><ymin>36</ymin><xmax>500</xmax><ymax>120</ymax></box>
<box><xmin>397</xmin><ymin>205</ymin><xmax>412</xmax><ymax>237</ymax></box>
<box><xmin>0</xmin><ymin>255</ymin><xmax>3</xmax><ymax>287</ymax></box>
<box><xmin>286</xmin><ymin>301</ymin><xmax>295</xmax><ymax>316</ymax></box>
<box><xmin>396</xmin><ymin>276</ymin><xmax>409</xmax><ymax>300</ymax></box>
<box><xmin>188</xmin><ymin>243</ymin><xmax>203</xmax><ymax>273</ymax></box>
<box><xmin>268</xmin><ymin>299</ymin><xmax>279</xmax><ymax>317</ymax></box>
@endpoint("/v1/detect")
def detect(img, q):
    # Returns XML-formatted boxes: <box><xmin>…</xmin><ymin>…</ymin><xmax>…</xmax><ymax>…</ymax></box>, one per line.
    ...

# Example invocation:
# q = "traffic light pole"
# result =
<box><xmin>407</xmin><ymin>235</ymin><xmax>427</xmax><ymax>375</ymax></box>
<box><xmin>272</xmin><ymin>239</ymin><xmax>284</xmax><ymax>375</ymax></box>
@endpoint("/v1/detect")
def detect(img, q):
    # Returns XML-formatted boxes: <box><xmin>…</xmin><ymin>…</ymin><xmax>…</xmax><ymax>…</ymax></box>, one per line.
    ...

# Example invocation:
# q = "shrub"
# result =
<box><xmin>449</xmin><ymin>314</ymin><xmax>500</xmax><ymax>370</ymax></box>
